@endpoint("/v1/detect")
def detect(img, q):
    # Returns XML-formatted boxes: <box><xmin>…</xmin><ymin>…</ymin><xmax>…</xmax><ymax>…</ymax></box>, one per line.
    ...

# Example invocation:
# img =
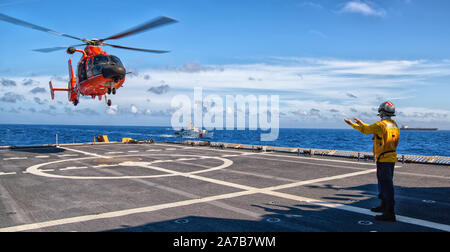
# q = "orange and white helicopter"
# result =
<box><xmin>0</xmin><ymin>13</ymin><xmax>177</xmax><ymax>106</ymax></box>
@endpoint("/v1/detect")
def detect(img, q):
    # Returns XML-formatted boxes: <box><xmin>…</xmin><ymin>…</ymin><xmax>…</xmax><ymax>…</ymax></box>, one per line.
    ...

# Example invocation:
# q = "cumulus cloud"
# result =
<box><xmin>130</xmin><ymin>105</ymin><xmax>139</xmax><ymax>115</ymax></box>
<box><xmin>64</xmin><ymin>107</ymin><xmax>100</xmax><ymax>116</ymax></box>
<box><xmin>0</xmin><ymin>78</ymin><xmax>16</xmax><ymax>86</ymax></box>
<box><xmin>148</xmin><ymin>84</ymin><xmax>170</xmax><ymax>95</ymax></box>
<box><xmin>346</xmin><ymin>92</ymin><xmax>358</xmax><ymax>99</ymax></box>
<box><xmin>106</xmin><ymin>105</ymin><xmax>119</xmax><ymax>115</ymax></box>
<box><xmin>1</xmin><ymin>56</ymin><xmax>450</xmax><ymax>128</ymax></box>
<box><xmin>105</xmin><ymin>104</ymin><xmax>154</xmax><ymax>117</ymax></box>
<box><xmin>117</xmin><ymin>57</ymin><xmax>450</xmax><ymax>126</ymax></box>
<box><xmin>30</xmin><ymin>87</ymin><xmax>47</xmax><ymax>94</ymax></box>
<box><xmin>0</xmin><ymin>92</ymin><xmax>24</xmax><ymax>103</ymax></box>
<box><xmin>298</xmin><ymin>2</ymin><xmax>323</xmax><ymax>9</ymax></box>
<box><xmin>340</xmin><ymin>1</ymin><xmax>387</xmax><ymax>17</ymax></box>
<box><xmin>52</xmin><ymin>75</ymin><xmax>69</xmax><ymax>82</ymax></box>
<box><xmin>182</xmin><ymin>62</ymin><xmax>210</xmax><ymax>73</ymax></box>
<box><xmin>33</xmin><ymin>97</ymin><xmax>48</xmax><ymax>105</ymax></box>
<box><xmin>76</xmin><ymin>108</ymin><xmax>100</xmax><ymax>116</ymax></box>
<box><xmin>22</xmin><ymin>79</ymin><xmax>39</xmax><ymax>86</ymax></box>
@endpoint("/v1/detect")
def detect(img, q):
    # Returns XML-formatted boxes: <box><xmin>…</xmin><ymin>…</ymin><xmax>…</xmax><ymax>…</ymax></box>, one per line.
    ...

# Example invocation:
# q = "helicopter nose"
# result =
<box><xmin>102</xmin><ymin>65</ymin><xmax>126</xmax><ymax>80</ymax></box>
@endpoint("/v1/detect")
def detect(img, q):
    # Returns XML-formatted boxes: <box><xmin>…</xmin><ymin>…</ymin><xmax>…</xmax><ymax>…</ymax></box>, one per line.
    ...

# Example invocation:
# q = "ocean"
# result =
<box><xmin>0</xmin><ymin>124</ymin><xmax>449</xmax><ymax>157</ymax></box>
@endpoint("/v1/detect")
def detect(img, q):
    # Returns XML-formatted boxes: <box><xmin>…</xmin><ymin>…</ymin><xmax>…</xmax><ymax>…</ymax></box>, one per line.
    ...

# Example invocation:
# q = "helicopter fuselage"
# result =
<box><xmin>65</xmin><ymin>46</ymin><xmax>126</xmax><ymax>106</ymax></box>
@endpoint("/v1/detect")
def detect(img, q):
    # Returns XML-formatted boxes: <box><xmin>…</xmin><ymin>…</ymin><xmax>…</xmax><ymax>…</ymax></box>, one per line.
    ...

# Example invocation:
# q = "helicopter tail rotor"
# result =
<box><xmin>49</xmin><ymin>81</ymin><xmax>55</xmax><ymax>100</ymax></box>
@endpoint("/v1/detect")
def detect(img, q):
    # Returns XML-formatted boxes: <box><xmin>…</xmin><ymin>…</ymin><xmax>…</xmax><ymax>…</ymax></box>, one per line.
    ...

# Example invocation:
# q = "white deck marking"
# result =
<box><xmin>35</xmin><ymin>156</ymin><xmax>50</xmax><ymax>159</ymax></box>
<box><xmin>0</xmin><ymin>190</ymin><xmax>257</xmax><ymax>232</ymax></box>
<box><xmin>93</xmin><ymin>164</ymin><xmax>116</xmax><ymax>168</ymax></box>
<box><xmin>2</xmin><ymin>145</ymin><xmax>448</xmax><ymax>232</ymax></box>
<box><xmin>3</xmin><ymin>157</ymin><xmax>27</xmax><ymax>160</ymax></box>
<box><xmin>60</xmin><ymin>166</ymin><xmax>88</xmax><ymax>171</ymax></box>
<box><xmin>155</xmin><ymin>143</ymin><xmax>376</xmax><ymax>166</ymax></box>
<box><xmin>57</xmin><ymin>154</ymin><xmax>79</xmax><ymax>158</ymax></box>
<box><xmin>2</xmin><ymin>171</ymin><xmax>449</xmax><ymax>232</ymax></box>
<box><xmin>0</xmin><ymin>172</ymin><xmax>16</xmax><ymax>176</ymax></box>
<box><xmin>263</xmin><ymin>190</ymin><xmax>450</xmax><ymax>232</ymax></box>
<box><xmin>59</xmin><ymin>147</ymin><xmax>105</xmax><ymax>158</ymax></box>
<box><xmin>25</xmin><ymin>154</ymin><xmax>233</xmax><ymax>180</ymax></box>
<box><xmin>40</xmin><ymin>169</ymin><xmax>54</xmax><ymax>172</ymax></box>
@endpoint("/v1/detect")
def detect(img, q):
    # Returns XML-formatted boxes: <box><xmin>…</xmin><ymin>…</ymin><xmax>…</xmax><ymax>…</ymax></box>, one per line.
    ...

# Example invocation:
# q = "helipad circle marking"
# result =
<box><xmin>358</xmin><ymin>220</ymin><xmax>373</xmax><ymax>226</ymax></box>
<box><xmin>25</xmin><ymin>154</ymin><xmax>233</xmax><ymax>180</ymax></box>
<box><xmin>266</xmin><ymin>217</ymin><xmax>280</xmax><ymax>223</ymax></box>
<box><xmin>174</xmin><ymin>219</ymin><xmax>189</xmax><ymax>224</ymax></box>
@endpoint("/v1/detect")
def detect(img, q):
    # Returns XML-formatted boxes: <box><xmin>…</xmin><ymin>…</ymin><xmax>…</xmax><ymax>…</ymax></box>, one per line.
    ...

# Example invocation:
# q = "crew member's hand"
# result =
<box><xmin>344</xmin><ymin>118</ymin><xmax>353</xmax><ymax>126</ymax></box>
<box><xmin>353</xmin><ymin>118</ymin><xmax>364</xmax><ymax>126</ymax></box>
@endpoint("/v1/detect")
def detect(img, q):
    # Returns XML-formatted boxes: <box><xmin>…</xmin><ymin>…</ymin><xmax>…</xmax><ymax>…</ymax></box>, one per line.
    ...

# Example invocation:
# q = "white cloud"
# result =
<box><xmin>106</xmin><ymin>104</ymin><xmax>119</xmax><ymax>115</ymax></box>
<box><xmin>130</xmin><ymin>105</ymin><xmax>139</xmax><ymax>114</ymax></box>
<box><xmin>340</xmin><ymin>1</ymin><xmax>387</xmax><ymax>17</ymax></box>
<box><xmin>2</xmin><ymin>58</ymin><xmax>450</xmax><ymax>128</ymax></box>
<box><xmin>298</xmin><ymin>2</ymin><xmax>323</xmax><ymax>9</ymax></box>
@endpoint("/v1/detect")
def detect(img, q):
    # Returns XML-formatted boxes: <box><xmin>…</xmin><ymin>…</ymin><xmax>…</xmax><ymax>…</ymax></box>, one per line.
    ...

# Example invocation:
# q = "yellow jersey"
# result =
<box><xmin>350</xmin><ymin>118</ymin><xmax>400</xmax><ymax>163</ymax></box>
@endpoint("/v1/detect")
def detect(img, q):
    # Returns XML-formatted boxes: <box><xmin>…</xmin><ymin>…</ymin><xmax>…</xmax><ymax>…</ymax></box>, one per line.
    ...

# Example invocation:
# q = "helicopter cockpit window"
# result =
<box><xmin>109</xmin><ymin>56</ymin><xmax>124</xmax><ymax>67</ymax></box>
<box><xmin>92</xmin><ymin>55</ymin><xmax>109</xmax><ymax>76</ymax></box>
<box><xmin>93</xmin><ymin>55</ymin><xmax>109</xmax><ymax>65</ymax></box>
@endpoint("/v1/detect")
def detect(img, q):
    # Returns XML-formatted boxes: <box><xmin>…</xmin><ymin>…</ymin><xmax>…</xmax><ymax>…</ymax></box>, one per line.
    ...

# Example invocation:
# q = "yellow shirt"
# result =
<box><xmin>350</xmin><ymin>118</ymin><xmax>400</xmax><ymax>163</ymax></box>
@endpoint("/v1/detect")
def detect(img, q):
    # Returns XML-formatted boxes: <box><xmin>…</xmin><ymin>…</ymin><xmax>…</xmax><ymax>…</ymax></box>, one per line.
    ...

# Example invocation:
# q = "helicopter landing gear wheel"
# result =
<box><xmin>112</xmin><ymin>88</ymin><xmax>116</xmax><ymax>95</ymax></box>
<box><xmin>73</xmin><ymin>99</ymin><xmax>79</xmax><ymax>106</ymax></box>
<box><xmin>107</xmin><ymin>88</ymin><xmax>112</xmax><ymax>95</ymax></box>
<box><xmin>107</xmin><ymin>99</ymin><xmax>112</xmax><ymax>107</ymax></box>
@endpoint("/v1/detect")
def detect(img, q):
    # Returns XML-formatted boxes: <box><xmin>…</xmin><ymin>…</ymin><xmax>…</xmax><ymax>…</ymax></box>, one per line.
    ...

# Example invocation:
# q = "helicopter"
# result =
<box><xmin>0</xmin><ymin>13</ymin><xmax>178</xmax><ymax>107</ymax></box>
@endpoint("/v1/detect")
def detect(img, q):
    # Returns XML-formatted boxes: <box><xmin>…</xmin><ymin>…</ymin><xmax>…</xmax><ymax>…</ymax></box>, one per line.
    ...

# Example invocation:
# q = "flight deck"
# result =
<box><xmin>0</xmin><ymin>142</ymin><xmax>449</xmax><ymax>232</ymax></box>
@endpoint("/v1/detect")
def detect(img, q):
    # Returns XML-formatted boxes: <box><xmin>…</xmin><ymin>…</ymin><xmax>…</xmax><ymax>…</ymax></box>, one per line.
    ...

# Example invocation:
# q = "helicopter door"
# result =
<box><xmin>78</xmin><ymin>59</ymin><xmax>87</xmax><ymax>83</ymax></box>
<box><xmin>86</xmin><ymin>57</ymin><xmax>93</xmax><ymax>78</ymax></box>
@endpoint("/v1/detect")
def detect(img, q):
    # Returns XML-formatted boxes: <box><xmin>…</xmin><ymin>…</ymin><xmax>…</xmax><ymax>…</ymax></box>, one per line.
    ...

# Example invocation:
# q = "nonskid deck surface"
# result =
<box><xmin>0</xmin><ymin>143</ymin><xmax>449</xmax><ymax>232</ymax></box>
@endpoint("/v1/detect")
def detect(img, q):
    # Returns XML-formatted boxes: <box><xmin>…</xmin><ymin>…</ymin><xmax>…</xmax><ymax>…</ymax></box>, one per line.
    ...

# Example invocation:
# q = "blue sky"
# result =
<box><xmin>1</xmin><ymin>0</ymin><xmax>450</xmax><ymax>129</ymax></box>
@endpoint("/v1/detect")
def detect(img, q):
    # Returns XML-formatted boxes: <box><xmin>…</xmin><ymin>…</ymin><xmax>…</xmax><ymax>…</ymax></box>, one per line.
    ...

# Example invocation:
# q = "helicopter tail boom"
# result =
<box><xmin>49</xmin><ymin>81</ymin><xmax>70</xmax><ymax>100</ymax></box>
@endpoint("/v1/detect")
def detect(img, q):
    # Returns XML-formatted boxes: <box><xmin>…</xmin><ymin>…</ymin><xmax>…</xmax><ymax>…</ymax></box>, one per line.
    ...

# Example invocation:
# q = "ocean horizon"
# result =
<box><xmin>1</xmin><ymin>124</ymin><xmax>449</xmax><ymax>157</ymax></box>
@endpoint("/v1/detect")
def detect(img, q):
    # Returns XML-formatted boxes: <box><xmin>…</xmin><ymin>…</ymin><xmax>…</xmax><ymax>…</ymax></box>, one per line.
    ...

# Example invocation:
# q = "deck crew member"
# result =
<box><xmin>344</xmin><ymin>101</ymin><xmax>400</xmax><ymax>222</ymax></box>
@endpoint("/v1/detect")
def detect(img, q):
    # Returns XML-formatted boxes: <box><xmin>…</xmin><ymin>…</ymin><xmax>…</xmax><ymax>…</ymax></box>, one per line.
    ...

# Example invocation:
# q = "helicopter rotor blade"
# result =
<box><xmin>100</xmin><ymin>16</ymin><xmax>177</xmax><ymax>42</ymax></box>
<box><xmin>32</xmin><ymin>44</ymin><xmax>87</xmax><ymax>53</ymax></box>
<box><xmin>0</xmin><ymin>12</ymin><xmax>86</xmax><ymax>42</ymax></box>
<box><xmin>103</xmin><ymin>43</ymin><xmax>170</xmax><ymax>54</ymax></box>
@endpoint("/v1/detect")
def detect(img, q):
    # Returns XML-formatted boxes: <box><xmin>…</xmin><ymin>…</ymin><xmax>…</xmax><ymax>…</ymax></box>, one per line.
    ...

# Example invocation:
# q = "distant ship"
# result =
<box><xmin>174</xmin><ymin>121</ymin><xmax>214</xmax><ymax>139</ymax></box>
<box><xmin>400</xmin><ymin>125</ymin><xmax>438</xmax><ymax>131</ymax></box>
